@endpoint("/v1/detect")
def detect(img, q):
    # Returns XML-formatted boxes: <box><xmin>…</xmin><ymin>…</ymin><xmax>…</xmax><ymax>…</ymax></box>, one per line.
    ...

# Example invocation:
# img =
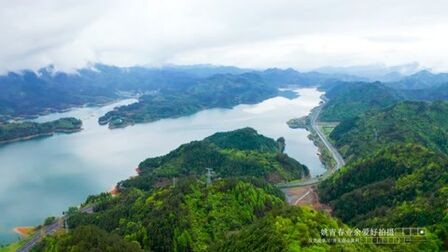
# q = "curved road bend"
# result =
<box><xmin>17</xmin><ymin>206</ymin><xmax>94</xmax><ymax>252</ymax></box>
<box><xmin>278</xmin><ymin>101</ymin><xmax>345</xmax><ymax>189</ymax></box>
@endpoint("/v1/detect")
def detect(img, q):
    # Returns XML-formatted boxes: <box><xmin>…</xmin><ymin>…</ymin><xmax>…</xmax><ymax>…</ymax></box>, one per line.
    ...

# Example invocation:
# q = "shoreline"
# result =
<box><xmin>100</xmin><ymin>89</ymin><xmax>290</xmax><ymax>129</ymax></box>
<box><xmin>7</xmin><ymin>95</ymin><xmax>139</xmax><ymax>123</ymax></box>
<box><xmin>0</xmin><ymin>128</ymin><xmax>82</xmax><ymax>146</ymax></box>
<box><xmin>0</xmin><ymin>133</ymin><xmax>54</xmax><ymax>145</ymax></box>
<box><xmin>4</xmin><ymin>88</ymin><xmax>318</xmax><ymax>247</ymax></box>
<box><xmin>13</xmin><ymin>226</ymin><xmax>34</xmax><ymax>236</ymax></box>
<box><xmin>109</xmin><ymin>185</ymin><xmax>119</xmax><ymax>196</ymax></box>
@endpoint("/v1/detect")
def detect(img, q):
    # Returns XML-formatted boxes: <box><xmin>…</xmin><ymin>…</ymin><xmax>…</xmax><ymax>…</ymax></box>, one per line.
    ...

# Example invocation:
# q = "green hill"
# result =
<box><xmin>319</xmin><ymin>79</ymin><xmax>448</xmax><ymax>124</ymax></box>
<box><xmin>39</xmin><ymin>178</ymin><xmax>398</xmax><ymax>252</ymax></box>
<box><xmin>319</xmin><ymin>101</ymin><xmax>448</xmax><ymax>249</ymax></box>
<box><xmin>121</xmin><ymin>128</ymin><xmax>308</xmax><ymax>190</ymax></box>
<box><xmin>49</xmin><ymin>178</ymin><xmax>285</xmax><ymax>252</ymax></box>
<box><xmin>213</xmin><ymin>206</ymin><xmax>410</xmax><ymax>252</ymax></box>
<box><xmin>98</xmin><ymin>73</ymin><xmax>280</xmax><ymax>128</ymax></box>
<box><xmin>31</xmin><ymin>127</ymin><xmax>436</xmax><ymax>252</ymax></box>
<box><xmin>33</xmin><ymin>127</ymin><xmax>312</xmax><ymax>251</ymax></box>
<box><xmin>330</xmin><ymin>101</ymin><xmax>448</xmax><ymax>161</ymax></box>
<box><xmin>203</xmin><ymin>127</ymin><xmax>279</xmax><ymax>152</ymax></box>
<box><xmin>400</xmin><ymin>83</ymin><xmax>448</xmax><ymax>101</ymax></box>
<box><xmin>319</xmin><ymin>144</ymin><xmax>448</xmax><ymax>249</ymax></box>
<box><xmin>32</xmin><ymin>225</ymin><xmax>143</xmax><ymax>252</ymax></box>
<box><xmin>0</xmin><ymin>117</ymin><xmax>82</xmax><ymax>144</ymax></box>
<box><xmin>387</xmin><ymin>70</ymin><xmax>448</xmax><ymax>90</ymax></box>
<box><xmin>319</xmin><ymin>82</ymin><xmax>401</xmax><ymax>122</ymax></box>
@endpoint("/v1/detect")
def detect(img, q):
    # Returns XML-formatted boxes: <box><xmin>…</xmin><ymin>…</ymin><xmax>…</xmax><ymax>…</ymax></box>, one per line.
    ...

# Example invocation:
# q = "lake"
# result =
<box><xmin>0</xmin><ymin>88</ymin><xmax>324</xmax><ymax>244</ymax></box>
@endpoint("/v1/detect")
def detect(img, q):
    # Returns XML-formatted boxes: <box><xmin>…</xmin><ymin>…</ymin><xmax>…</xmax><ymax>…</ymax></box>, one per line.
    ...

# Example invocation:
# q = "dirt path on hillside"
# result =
<box><xmin>282</xmin><ymin>185</ymin><xmax>332</xmax><ymax>214</ymax></box>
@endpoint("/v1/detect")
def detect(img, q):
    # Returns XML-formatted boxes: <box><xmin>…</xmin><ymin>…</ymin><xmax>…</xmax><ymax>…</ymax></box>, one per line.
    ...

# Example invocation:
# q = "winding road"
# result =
<box><xmin>278</xmin><ymin>100</ymin><xmax>345</xmax><ymax>189</ymax></box>
<box><xmin>310</xmin><ymin>104</ymin><xmax>345</xmax><ymax>169</ymax></box>
<box><xmin>17</xmin><ymin>206</ymin><xmax>94</xmax><ymax>252</ymax></box>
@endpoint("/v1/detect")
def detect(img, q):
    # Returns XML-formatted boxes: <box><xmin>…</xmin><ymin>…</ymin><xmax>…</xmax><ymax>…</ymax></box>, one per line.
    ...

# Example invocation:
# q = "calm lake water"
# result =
<box><xmin>0</xmin><ymin>88</ymin><xmax>324</xmax><ymax>244</ymax></box>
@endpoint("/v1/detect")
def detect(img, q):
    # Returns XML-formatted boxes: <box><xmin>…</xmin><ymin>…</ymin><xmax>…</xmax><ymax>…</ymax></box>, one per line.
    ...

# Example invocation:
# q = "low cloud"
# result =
<box><xmin>1</xmin><ymin>0</ymin><xmax>448</xmax><ymax>73</ymax></box>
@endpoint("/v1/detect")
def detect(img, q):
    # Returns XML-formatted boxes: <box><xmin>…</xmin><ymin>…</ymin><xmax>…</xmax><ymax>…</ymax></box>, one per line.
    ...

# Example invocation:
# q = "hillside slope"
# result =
<box><xmin>330</xmin><ymin>101</ymin><xmax>448</xmax><ymax>161</ymax></box>
<box><xmin>319</xmin><ymin>82</ymin><xmax>402</xmax><ymax>122</ymax></box>
<box><xmin>319</xmin><ymin>144</ymin><xmax>447</xmax><ymax>249</ymax></box>
<box><xmin>31</xmin><ymin>127</ymin><xmax>436</xmax><ymax>251</ymax></box>
<box><xmin>98</xmin><ymin>73</ymin><xmax>280</xmax><ymax>128</ymax></box>
<box><xmin>121</xmin><ymin>128</ymin><xmax>309</xmax><ymax>190</ymax></box>
<box><xmin>319</xmin><ymin>101</ymin><xmax>448</xmax><ymax>249</ymax></box>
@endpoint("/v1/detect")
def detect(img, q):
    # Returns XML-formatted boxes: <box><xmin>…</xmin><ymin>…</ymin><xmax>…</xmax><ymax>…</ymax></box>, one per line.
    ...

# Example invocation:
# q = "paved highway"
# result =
<box><xmin>278</xmin><ymin>101</ymin><xmax>345</xmax><ymax>189</ymax></box>
<box><xmin>310</xmin><ymin>104</ymin><xmax>345</xmax><ymax>169</ymax></box>
<box><xmin>17</xmin><ymin>206</ymin><xmax>94</xmax><ymax>252</ymax></box>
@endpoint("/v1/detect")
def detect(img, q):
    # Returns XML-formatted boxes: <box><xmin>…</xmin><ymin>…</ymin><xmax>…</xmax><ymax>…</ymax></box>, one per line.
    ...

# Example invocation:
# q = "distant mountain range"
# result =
<box><xmin>315</xmin><ymin>62</ymin><xmax>424</xmax><ymax>82</ymax></box>
<box><xmin>386</xmin><ymin>70</ymin><xmax>448</xmax><ymax>89</ymax></box>
<box><xmin>0</xmin><ymin>64</ymin><xmax>363</xmax><ymax>120</ymax></box>
<box><xmin>319</xmin><ymin>79</ymin><xmax>448</xmax><ymax>122</ymax></box>
<box><xmin>1</xmin><ymin>63</ymin><xmax>448</xmax><ymax>122</ymax></box>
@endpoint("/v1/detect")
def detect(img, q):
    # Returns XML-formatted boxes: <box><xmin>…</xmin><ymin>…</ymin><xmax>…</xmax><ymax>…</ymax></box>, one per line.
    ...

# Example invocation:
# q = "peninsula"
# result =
<box><xmin>0</xmin><ymin>118</ymin><xmax>82</xmax><ymax>144</ymax></box>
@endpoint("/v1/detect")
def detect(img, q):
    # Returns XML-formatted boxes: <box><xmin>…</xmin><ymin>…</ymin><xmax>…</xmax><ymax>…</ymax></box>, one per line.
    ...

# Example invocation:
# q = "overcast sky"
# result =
<box><xmin>1</xmin><ymin>0</ymin><xmax>448</xmax><ymax>73</ymax></box>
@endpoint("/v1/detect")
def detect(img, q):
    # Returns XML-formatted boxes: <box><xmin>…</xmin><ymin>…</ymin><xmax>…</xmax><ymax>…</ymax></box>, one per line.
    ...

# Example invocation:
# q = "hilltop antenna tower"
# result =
<box><xmin>206</xmin><ymin>168</ymin><xmax>214</xmax><ymax>186</ymax></box>
<box><xmin>62</xmin><ymin>211</ymin><xmax>69</xmax><ymax>233</ymax></box>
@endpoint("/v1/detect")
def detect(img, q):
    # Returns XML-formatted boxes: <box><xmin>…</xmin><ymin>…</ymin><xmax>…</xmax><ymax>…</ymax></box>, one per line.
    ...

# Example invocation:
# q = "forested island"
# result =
<box><xmin>98</xmin><ymin>73</ymin><xmax>284</xmax><ymax>128</ymax></box>
<box><xmin>286</xmin><ymin>116</ymin><xmax>309</xmax><ymax>129</ymax></box>
<box><xmin>0</xmin><ymin>117</ymin><xmax>82</xmax><ymax>144</ymax></box>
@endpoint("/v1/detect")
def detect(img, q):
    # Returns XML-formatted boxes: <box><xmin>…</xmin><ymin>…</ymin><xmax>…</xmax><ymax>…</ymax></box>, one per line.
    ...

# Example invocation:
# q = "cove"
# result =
<box><xmin>0</xmin><ymin>88</ymin><xmax>324</xmax><ymax>244</ymax></box>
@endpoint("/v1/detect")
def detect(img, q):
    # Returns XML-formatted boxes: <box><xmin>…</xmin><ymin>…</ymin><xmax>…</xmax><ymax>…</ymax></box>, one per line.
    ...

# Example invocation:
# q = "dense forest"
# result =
<box><xmin>329</xmin><ymin>101</ymin><xmax>448</xmax><ymax>161</ymax></box>
<box><xmin>32</xmin><ymin>225</ymin><xmax>143</xmax><ymax>252</ymax></box>
<box><xmin>35</xmin><ymin>178</ymin><xmax>398</xmax><ymax>252</ymax></box>
<box><xmin>319</xmin><ymin>144</ymin><xmax>447</xmax><ymax>231</ymax></box>
<box><xmin>120</xmin><ymin>128</ymin><xmax>309</xmax><ymax>190</ymax></box>
<box><xmin>318</xmin><ymin>101</ymin><xmax>448</xmax><ymax>249</ymax></box>
<box><xmin>8</xmin><ymin>68</ymin><xmax>448</xmax><ymax>251</ymax></box>
<box><xmin>319</xmin><ymin>78</ymin><xmax>448</xmax><ymax>122</ymax></box>
<box><xmin>213</xmin><ymin>205</ymin><xmax>425</xmax><ymax>252</ymax></box>
<box><xmin>319</xmin><ymin>82</ymin><xmax>402</xmax><ymax>122</ymax></box>
<box><xmin>0</xmin><ymin>117</ymin><xmax>82</xmax><ymax>143</ymax></box>
<box><xmin>30</xmin><ymin>129</ymin><xmax>345</xmax><ymax>251</ymax></box>
<box><xmin>98</xmin><ymin>73</ymin><xmax>280</xmax><ymax>128</ymax></box>
<box><xmin>31</xmin><ymin>127</ymin><xmax>437</xmax><ymax>251</ymax></box>
<box><xmin>60</xmin><ymin>178</ymin><xmax>286</xmax><ymax>251</ymax></box>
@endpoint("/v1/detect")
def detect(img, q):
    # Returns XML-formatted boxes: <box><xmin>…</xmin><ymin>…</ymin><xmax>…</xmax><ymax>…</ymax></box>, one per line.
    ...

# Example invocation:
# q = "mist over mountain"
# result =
<box><xmin>315</xmin><ymin>62</ymin><xmax>424</xmax><ymax>82</ymax></box>
<box><xmin>0</xmin><ymin>64</ymin><xmax>365</xmax><ymax>120</ymax></box>
<box><xmin>3</xmin><ymin>1</ymin><xmax>448</xmax><ymax>251</ymax></box>
<box><xmin>387</xmin><ymin>70</ymin><xmax>448</xmax><ymax>89</ymax></box>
